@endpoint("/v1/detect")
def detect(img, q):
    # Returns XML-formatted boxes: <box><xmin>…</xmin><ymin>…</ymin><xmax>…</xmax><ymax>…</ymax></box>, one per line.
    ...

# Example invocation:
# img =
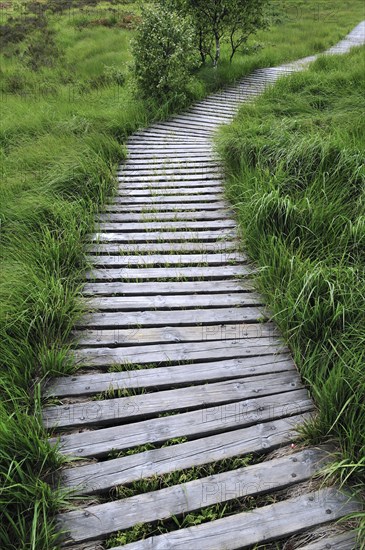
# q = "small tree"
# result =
<box><xmin>132</xmin><ymin>5</ymin><xmax>197</xmax><ymax>103</ymax></box>
<box><xmin>227</xmin><ymin>0</ymin><xmax>268</xmax><ymax>63</ymax></box>
<box><xmin>164</xmin><ymin>0</ymin><xmax>269</xmax><ymax>67</ymax></box>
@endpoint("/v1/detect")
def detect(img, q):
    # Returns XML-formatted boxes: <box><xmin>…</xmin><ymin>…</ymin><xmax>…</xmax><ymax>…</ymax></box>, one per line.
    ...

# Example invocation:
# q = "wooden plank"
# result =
<box><xmin>73</xmin><ymin>340</ymin><xmax>286</xmax><ymax>368</ymax></box>
<box><xmin>148</xmin><ymin>120</ymin><xmax>218</xmax><ymax>132</ymax></box>
<box><xmin>124</xmin><ymin>156</ymin><xmax>217</xmax><ymax>165</ymax></box>
<box><xmin>88</xmin><ymin>241</ymin><xmax>237</xmax><ymax>254</ymax></box>
<box><xmin>298</xmin><ymin>531</ymin><xmax>358</xmax><ymax>549</ymax></box>
<box><xmin>118</xmin><ymin>160</ymin><xmax>218</xmax><ymax>170</ymax></box>
<box><xmin>118</xmin><ymin>174</ymin><xmax>222</xmax><ymax>183</ymax></box>
<box><xmin>46</xmin><ymin>353</ymin><xmax>289</xmax><ymax>397</ymax></box>
<box><xmin>113</xmin><ymin>489</ymin><xmax>359</xmax><ymax>550</ymax></box>
<box><xmin>44</xmin><ymin>371</ymin><xmax>301</xmax><ymax>429</ymax></box>
<box><xmin>59</xmin><ymin>414</ymin><xmax>311</xmax><ymax>493</ymax></box>
<box><xmin>127</xmin><ymin>135</ymin><xmax>209</xmax><ymax>143</ymax></box>
<box><xmin>77</xmin><ymin>306</ymin><xmax>265</xmax><ymax>329</ymax></box>
<box><xmin>199</xmin><ymin>99</ymin><xmax>241</xmax><ymax>109</ymax></box>
<box><xmin>139</xmin><ymin>125</ymin><xmax>215</xmax><ymax>137</ymax></box>
<box><xmin>96</xmin><ymin>221</ymin><xmax>236</xmax><ymax>232</ymax></box>
<box><xmin>174</xmin><ymin>111</ymin><xmax>233</xmax><ymax>122</ymax></box>
<box><xmin>90</xmin><ymin>229</ymin><xmax>237</xmax><ymax>243</ymax></box>
<box><xmin>127</xmin><ymin>152</ymin><xmax>217</xmax><ymax>160</ymax></box>
<box><xmin>185</xmin><ymin>107</ymin><xmax>233</xmax><ymax>118</ymax></box>
<box><xmin>85</xmin><ymin>292</ymin><xmax>261</xmax><ymax>311</ymax></box>
<box><xmin>85</xmin><ymin>265</ymin><xmax>252</xmax><ymax>282</ymax></box>
<box><xmin>126</xmin><ymin>145</ymin><xmax>212</xmax><ymax>153</ymax></box>
<box><xmin>117</xmin><ymin>168</ymin><xmax>222</xmax><ymax>179</ymax></box>
<box><xmin>86</xmin><ymin>253</ymin><xmax>246</xmax><ymax>268</ymax></box>
<box><xmin>103</xmin><ymin>202</ymin><xmax>228</xmax><ymax>212</ymax></box>
<box><xmin>119</xmin><ymin>165</ymin><xmax>220</xmax><ymax>175</ymax></box>
<box><xmin>192</xmin><ymin>104</ymin><xmax>236</xmax><ymax>115</ymax></box>
<box><xmin>129</xmin><ymin>129</ymin><xmax>210</xmax><ymax>138</ymax></box>
<box><xmin>134</xmin><ymin>125</ymin><xmax>214</xmax><ymax>136</ymax></box>
<box><xmin>111</xmin><ymin>194</ymin><xmax>226</xmax><ymax>204</ymax></box>
<box><xmin>117</xmin><ymin>187</ymin><xmax>223</xmax><ymax>197</ymax></box>
<box><xmin>118</xmin><ymin>190</ymin><xmax>223</xmax><ymax>198</ymax></box>
<box><xmin>97</xmin><ymin>211</ymin><xmax>230</xmax><ymax>223</ymax></box>
<box><xmin>82</xmin><ymin>279</ymin><xmax>250</xmax><ymax>296</ymax></box>
<box><xmin>170</xmin><ymin>116</ymin><xmax>222</xmax><ymax>128</ymax></box>
<box><xmin>51</xmin><ymin>390</ymin><xmax>312</xmax><ymax>457</ymax></box>
<box><xmin>118</xmin><ymin>181</ymin><xmax>223</xmax><ymax>190</ymax></box>
<box><xmin>57</xmin><ymin>449</ymin><xmax>327</xmax><ymax>543</ymax></box>
<box><xmin>73</xmin><ymin>322</ymin><xmax>277</xmax><ymax>348</ymax></box>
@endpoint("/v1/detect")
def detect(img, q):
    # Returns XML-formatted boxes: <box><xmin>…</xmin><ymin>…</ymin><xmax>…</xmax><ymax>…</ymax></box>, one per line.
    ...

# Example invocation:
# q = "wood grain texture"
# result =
<box><xmin>114</xmin><ymin>489</ymin><xmax>360</xmax><ymax>550</ymax></box>
<box><xmin>81</xmin><ymin>279</ymin><xmax>252</xmax><ymax>296</ymax></box>
<box><xmin>86</xmin><ymin>253</ymin><xmax>246</xmax><ymax>269</ymax></box>
<box><xmin>57</xmin><ymin>449</ymin><xmax>327</xmax><ymax>544</ymax></box>
<box><xmin>46</xmin><ymin>353</ymin><xmax>290</xmax><ymax>397</ymax></box>
<box><xmin>72</xmin><ymin>322</ymin><xmax>277</xmax><ymax>347</ymax></box>
<box><xmin>88</xmin><ymin>241</ymin><xmax>238</xmax><ymax>254</ymax></box>
<box><xmin>44</xmin><ymin>371</ymin><xmax>301</xmax><ymax>429</ymax></box>
<box><xmin>77</xmin><ymin>306</ymin><xmax>267</xmax><ymax>330</ymax></box>
<box><xmin>90</xmin><ymin>229</ymin><xmax>237</xmax><ymax>243</ymax></box>
<box><xmin>84</xmin><ymin>292</ymin><xmax>261</xmax><ymax>311</ymax></box>
<box><xmin>50</xmin><ymin>390</ymin><xmax>312</xmax><ymax>457</ymax></box>
<box><xmin>85</xmin><ymin>266</ymin><xmax>252</xmax><ymax>282</ymax></box>
<box><xmin>60</xmin><ymin>414</ymin><xmax>312</xmax><ymax>494</ymax></box>
<box><xmin>72</xmin><ymin>339</ymin><xmax>287</xmax><ymax>367</ymax></box>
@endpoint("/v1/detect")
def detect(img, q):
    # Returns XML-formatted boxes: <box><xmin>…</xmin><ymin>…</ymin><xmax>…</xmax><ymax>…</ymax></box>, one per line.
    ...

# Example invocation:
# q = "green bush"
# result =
<box><xmin>132</xmin><ymin>5</ymin><xmax>197</xmax><ymax>104</ymax></box>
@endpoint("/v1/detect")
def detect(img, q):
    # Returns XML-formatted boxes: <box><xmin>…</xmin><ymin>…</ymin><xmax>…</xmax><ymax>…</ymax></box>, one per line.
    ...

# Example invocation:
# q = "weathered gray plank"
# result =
<box><xmin>117</xmin><ymin>187</ymin><xmax>222</xmax><ymax>196</ymax></box>
<box><xmin>44</xmin><ymin>371</ymin><xmax>301</xmax><ymax>429</ymax></box>
<box><xmin>147</xmin><ymin>120</ymin><xmax>218</xmax><ymax>132</ymax></box>
<box><xmin>185</xmin><ymin>108</ymin><xmax>233</xmax><ymax>119</ymax></box>
<box><xmin>173</xmin><ymin>112</ymin><xmax>233</xmax><ymax>123</ymax></box>
<box><xmin>88</xmin><ymin>241</ymin><xmax>237</xmax><ymax>254</ymax></box>
<box><xmin>86</xmin><ymin>253</ymin><xmax>245</xmax><ymax>268</ymax></box>
<box><xmin>111</xmin><ymin>194</ymin><xmax>225</xmax><ymax>204</ymax></box>
<box><xmin>121</xmin><ymin>158</ymin><xmax>217</xmax><ymax>168</ymax></box>
<box><xmin>127</xmin><ymin>144</ymin><xmax>212</xmax><ymax>152</ymax></box>
<box><xmin>85</xmin><ymin>292</ymin><xmax>261</xmax><ymax>311</ymax></box>
<box><xmin>127</xmin><ymin>152</ymin><xmax>217</xmax><ymax>160</ymax></box>
<box><xmin>97</xmin><ymin>211</ymin><xmax>230</xmax><ymax>223</ymax></box>
<box><xmin>132</xmin><ymin>126</ymin><xmax>213</xmax><ymax>137</ymax></box>
<box><xmin>114</xmin><ymin>489</ymin><xmax>359</xmax><ymax>550</ymax></box>
<box><xmin>73</xmin><ymin>322</ymin><xmax>277</xmax><ymax>347</ymax></box>
<box><xmin>298</xmin><ymin>531</ymin><xmax>358</xmax><ymax>549</ymax></box>
<box><xmin>77</xmin><ymin>306</ymin><xmax>265</xmax><ymax>330</ymax></box>
<box><xmin>90</xmin><ymin>229</ymin><xmax>236</xmax><ymax>243</ymax></box>
<box><xmin>57</xmin><ymin>449</ymin><xmax>326</xmax><ymax>544</ymax></box>
<box><xmin>82</xmin><ymin>279</ymin><xmax>250</xmax><ymax>296</ymax></box>
<box><xmin>118</xmin><ymin>166</ymin><xmax>221</xmax><ymax>176</ymax></box>
<box><xmin>127</xmin><ymin>137</ymin><xmax>209</xmax><ymax>145</ymax></box>
<box><xmin>123</xmin><ymin>154</ymin><xmax>217</xmax><ymax>163</ymax></box>
<box><xmin>119</xmin><ymin>178</ymin><xmax>223</xmax><ymax>186</ymax></box>
<box><xmin>59</xmin><ymin>414</ymin><xmax>311</xmax><ymax>493</ymax></box>
<box><xmin>46</xmin><ymin>353</ymin><xmax>289</xmax><ymax>397</ymax></box>
<box><xmin>104</xmin><ymin>202</ymin><xmax>228</xmax><ymax>212</ymax></box>
<box><xmin>51</xmin><ymin>390</ymin><xmax>312</xmax><ymax>457</ymax></box>
<box><xmin>167</xmin><ymin>116</ymin><xmax>221</xmax><ymax>128</ymax></box>
<box><xmin>96</xmin><ymin>220</ymin><xmax>236</xmax><ymax>232</ymax></box>
<box><xmin>73</xmin><ymin>340</ymin><xmax>286</xmax><ymax>368</ymax></box>
<box><xmin>86</xmin><ymin>265</ymin><xmax>251</xmax><ymax>281</ymax></box>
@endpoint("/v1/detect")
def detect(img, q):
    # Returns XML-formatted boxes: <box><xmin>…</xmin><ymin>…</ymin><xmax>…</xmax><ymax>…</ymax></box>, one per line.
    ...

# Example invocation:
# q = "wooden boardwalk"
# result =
<box><xmin>44</xmin><ymin>23</ymin><xmax>365</xmax><ymax>550</ymax></box>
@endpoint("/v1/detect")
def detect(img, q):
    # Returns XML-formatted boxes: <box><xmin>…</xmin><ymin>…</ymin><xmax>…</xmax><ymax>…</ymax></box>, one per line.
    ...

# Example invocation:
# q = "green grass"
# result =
<box><xmin>1</xmin><ymin>0</ymin><xmax>364</xmax><ymax>547</ymax></box>
<box><xmin>217</xmin><ymin>45</ymin><xmax>365</xmax><ymax>542</ymax></box>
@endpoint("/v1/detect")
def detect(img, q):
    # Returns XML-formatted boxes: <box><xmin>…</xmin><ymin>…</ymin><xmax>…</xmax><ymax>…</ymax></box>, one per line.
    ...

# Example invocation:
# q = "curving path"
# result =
<box><xmin>44</xmin><ymin>22</ymin><xmax>365</xmax><ymax>550</ymax></box>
